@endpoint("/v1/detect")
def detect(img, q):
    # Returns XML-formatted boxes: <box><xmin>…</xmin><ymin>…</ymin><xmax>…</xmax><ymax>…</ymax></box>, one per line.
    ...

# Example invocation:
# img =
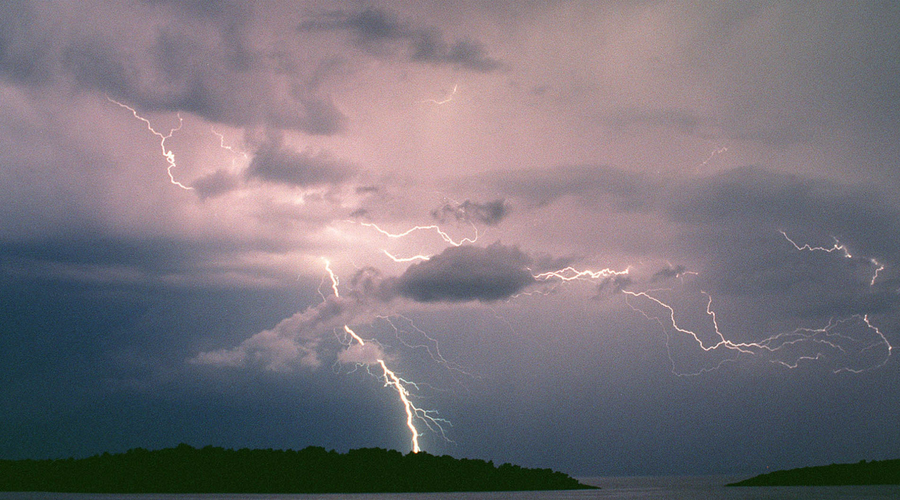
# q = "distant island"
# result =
<box><xmin>728</xmin><ymin>458</ymin><xmax>900</xmax><ymax>486</ymax></box>
<box><xmin>0</xmin><ymin>444</ymin><xmax>596</xmax><ymax>493</ymax></box>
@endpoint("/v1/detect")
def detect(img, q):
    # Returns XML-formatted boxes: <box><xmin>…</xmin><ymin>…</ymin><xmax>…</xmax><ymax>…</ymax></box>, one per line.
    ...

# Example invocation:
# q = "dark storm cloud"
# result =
<box><xmin>495</xmin><ymin>164</ymin><xmax>899</xmax><ymax>269</ymax></box>
<box><xmin>597</xmin><ymin>274</ymin><xmax>633</xmax><ymax>295</ymax></box>
<box><xmin>390</xmin><ymin>243</ymin><xmax>535</xmax><ymax>303</ymax></box>
<box><xmin>0</xmin><ymin>1</ymin><xmax>50</xmax><ymax>84</ymax></box>
<box><xmin>0</xmin><ymin>1</ymin><xmax>346</xmax><ymax>135</ymax></box>
<box><xmin>0</xmin><ymin>227</ymin><xmax>306</xmax><ymax>288</ymax></box>
<box><xmin>668</xmin><ymin>166</ymin><xmax>900</xmax><ymax>256</ymax></box>
<box><xmin>246</xmin><ymin>138</ymin><xmax>358</xmax><ymax>187</ymax></box>
<box><xmin>656</xmin><ymin>166</ymin><xmax>900</xmax><ymax>322</ymax></box>
<box><xmin>348</xmin><ymin>208</ymin><xmax>369</xmax><ymax>218</ymax></box>
<box><xmin>651</xmin><ymin>264</ymin><xmax>688</xmax><ymax>282</ymax></box>
<box><xmin>488</xmin><ymin>162</ymin><xmax>899</xmax><ymax>324</ymax></box>
<box><xmin>0</xmin><ymin>234</ymin><xmax>209</xmax><ymax>285</ymax></box>
<box><xmin>689</xmin><ymin>2</ymin><xmax>900</xmax><ymax>155</ymax></box>
<box><xmin>431</xmin><ymin>199</ymin><xmax>509</xmax><ymax>226</ymax></box>
<box><xmin>106</xmin><ymin>27</ymin><xmax>345</xmax><ymax>134</ymax></box>
<box><xmin>191</xmin><ymin>169</ymin><xmax>241</xmax><ymax>199</ymax></box>
<box><xmin>299</xmin><ymin>7</ymin><xmax>504</xmax><ymax>72</ymax></box>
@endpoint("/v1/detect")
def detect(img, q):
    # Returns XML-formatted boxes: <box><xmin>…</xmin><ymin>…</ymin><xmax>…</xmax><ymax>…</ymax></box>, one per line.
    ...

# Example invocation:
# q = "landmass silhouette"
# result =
<box><xmin>728</xmin><ymin>458</ymin><xmax>900</xmax><ymax>486</ymax></box>
<box><xmin>0</xmin><ymin>444</ymin><xmax>596</xmax><ymax>493</ymax></box>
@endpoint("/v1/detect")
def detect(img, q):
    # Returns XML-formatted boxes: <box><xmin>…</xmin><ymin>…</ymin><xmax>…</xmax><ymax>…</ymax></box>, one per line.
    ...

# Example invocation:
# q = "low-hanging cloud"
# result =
<box><xmin>191</xmin><ymin>295</ymin><xmax>354</xmax><ymax>372</ymax></box>
<box><xmin>192</xmin><ymin>243</ymin><xmax>539</xmax><ymax>371</ymax></box>
<box><xmin>0</xmin><ymin>1</ymin><xmax>347</xmax><ymax>136</ymax></box>
<box><xmin>336</xmin><ymin>342</ymin><xmax>386</xmax><ymax>366</ymax></box>
<box><xmin>298</xmin><ymin>7</ymin><xmax>504</xmax><ymax>72</ymax></box>
<box><xmin>391</xmin><ymin>242</ymin><xmax>535</xmax><ymax>303</ymax></box>
<box><xmin>246</xmin><ymin>139</ymin><xmax>358</xmax><ymax>187</ymax></box>
<box><xmin>431</xmin><ymin>199</ymin><xmax>510</xmax><ymax>226</ymax></box>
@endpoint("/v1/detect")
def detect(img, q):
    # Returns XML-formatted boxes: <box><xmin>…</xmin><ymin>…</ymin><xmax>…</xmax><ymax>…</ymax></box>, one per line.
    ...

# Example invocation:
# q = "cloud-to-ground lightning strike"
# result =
<box><xmin>377</xmin><ymin>358</ymin><xmax>422</xmax><ymax>453</ymax></box>
<box><xmin>107</xmin><ymin>97</ymin><xmax>193</xmax><ymax>190</ymax></box>
<box><xmin>781</xmin><ymin>230</ymin><xmax>885</xmax><ymax>286</ymax></box>
<box><xmin>324</xmin><ymin>262</ymin><xmax>450</xmax><ymax>453</ymax></box>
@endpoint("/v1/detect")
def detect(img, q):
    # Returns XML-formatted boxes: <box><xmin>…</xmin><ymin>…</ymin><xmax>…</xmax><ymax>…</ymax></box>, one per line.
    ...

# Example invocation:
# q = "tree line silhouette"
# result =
<box><xmin>0</xmin><ymin>444</ymin><xmax>595</xmax><ymax>493</ymax></box>
<box><xmin>729</xmin><ymin>458</ymin><xmax>900</xmax><ymax>486</ymax></box>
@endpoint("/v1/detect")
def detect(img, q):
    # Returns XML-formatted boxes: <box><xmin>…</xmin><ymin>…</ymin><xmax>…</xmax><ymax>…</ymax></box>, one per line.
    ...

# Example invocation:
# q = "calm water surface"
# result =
<box><xmin>2</xmin><ymin>476</ymin><xmax>899</xmax><ymax>500</ymax></box>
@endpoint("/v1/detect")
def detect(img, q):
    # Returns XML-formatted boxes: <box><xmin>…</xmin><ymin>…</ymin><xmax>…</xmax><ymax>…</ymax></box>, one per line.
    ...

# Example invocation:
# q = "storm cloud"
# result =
<box><xmin>2</xmin><ymin>0</ymin><xmax>899</xmax><ymax>478</ymax></box>
<box><xmin>430</xmin><ymin>199</ymin><xmax>510</xmax><ymax>226</ymax></box>
<box><xmin>246</xmin><ymin>140</ymin><xmax>358</xmax><ymax>187</ymax></box>
<box><xmin>298</xmin><ymin>7</ymin><xmax>504</xmax><ymax>72</ymax></box>
<box><xmin>391</xmin><ymin>243</ymin><xmax>535</xmax><ymax>303</ymax></box>
<box><xmin>1</xmin><ymin>1</ymin><xmax>346</xmax><ymax>135</ymax></box>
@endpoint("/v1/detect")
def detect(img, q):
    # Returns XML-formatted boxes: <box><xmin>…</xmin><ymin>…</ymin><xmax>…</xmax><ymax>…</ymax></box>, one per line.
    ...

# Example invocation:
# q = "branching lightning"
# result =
<box><xmin>323</xmin><ymin>261</ymin><xmax>451</xmax><ymax>453</ymax></box>
<box><xmin>375</xmin><ymin>314</ymin><xmax>474</xmax><ymax>380</ymax></box>
<box><xmin>781</xmin><ymin>230</ymin><xmax>885</xmax><ymax>286</ymax></box>
<box><xmin>346</xmin><ymin>220</ymin><xmax>479</xmax><ymax>262</ymax></box>
<box><xmin>358</xmin><ymin>221</ymin><xmax>479</xmax><ymax>247</ymax></box>
<box><xmin>327</xmin><ymin>212</ymin><xmax>893</xmax><ymax>450</ymax></box>
<box><xmin>780</xmin><ymin>230</ymin><xmax>852</xmax><ymax>257</ymax></box>
<box><xmin>531</xmin><ymin>247</ymin><xmax>892</xmax><ymax>376</ymax></box>
<box><xmin>532</xmin><ymin>266</ymin><xmax>630</xmax><ymax>282</ymax></box>
<box><xmin>622</xmin><ymin>287</ymin><xmax>892</xmax><ymax>375</ymax></box>
<box><xmin>107</xmin><ymin>97</ymin><xmax>193</xmax><ymax>190</ymax></box>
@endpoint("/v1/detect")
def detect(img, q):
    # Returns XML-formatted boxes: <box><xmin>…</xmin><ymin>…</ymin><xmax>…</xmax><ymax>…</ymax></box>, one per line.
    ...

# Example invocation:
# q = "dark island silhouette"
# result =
<box><xmin>0</xmin><ymin>444</ymin><xmax>596</xmax><ymax>493</ymax></box>
<box><xmin>728</xmin><ymin>458</ymin><xmax>900</xmax><ymax>486</ymax></box>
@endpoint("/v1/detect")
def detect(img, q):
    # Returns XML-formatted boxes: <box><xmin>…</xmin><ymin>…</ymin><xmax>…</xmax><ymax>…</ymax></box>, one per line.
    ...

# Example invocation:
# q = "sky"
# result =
<box><xmin>1</xmin><ymin>0</ymin><xmax>899</xmax><ymax>477</ymax></box>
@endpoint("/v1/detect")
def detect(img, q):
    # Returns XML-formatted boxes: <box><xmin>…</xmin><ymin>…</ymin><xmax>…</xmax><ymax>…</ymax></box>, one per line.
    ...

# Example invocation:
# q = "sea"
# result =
<box><xmin>1</xmin><ymin>476</ymin><xmax>899</xmax><ymax>500</ymax></box>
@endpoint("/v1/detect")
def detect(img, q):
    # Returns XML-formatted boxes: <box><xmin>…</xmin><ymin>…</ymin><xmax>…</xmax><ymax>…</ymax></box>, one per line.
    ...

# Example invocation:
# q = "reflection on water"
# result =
<box><xmin>1</xmin><ymin>476</ymin><xmax>899</xmax><ymax>500</ymax></box>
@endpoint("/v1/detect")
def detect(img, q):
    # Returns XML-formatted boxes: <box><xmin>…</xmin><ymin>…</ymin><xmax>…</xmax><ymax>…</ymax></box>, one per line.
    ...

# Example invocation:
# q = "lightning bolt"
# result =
<box><xmin>377</xmin><ymin>359</ymin><xmax>422</xmax><ymax>453</ymax></box>
<box><xmin>531</xmin><ymin>257</ymin><xmax>892</xmax><ymax>375</ymax></box>
<box><xmin>532</xmin><ymin>266</ymin><xmax>630</xmax><ymax>282</ymax></box>
<box><xmin>324</xmin><ymin>262</ymin><xmax>451</xmax><ymax>453</ymax></box>
<box><xmin>781</xmin><ymin>230</ymin><xmax>885</xmax><ymax>285</ymax></box>
<box><xmin>376</xmin><ymin>314</ymin><xmax>474</xmax><ymax>380</ymax></box>
<box><xmin>211</xmin><ymin>126</ymin><xmax>249</xmax><ymax>170</ymax></box>
<box><xmin>323</xmin><ymin>258</ymin><xmax>341</xmax><ymax>298</ymax></box>
<box><xmin>698</xmin><ymin>146</ymin><xmax>728</xmax><ymax>168</ymax></box>
<box><xmin>422</xmin><ymin>83</ymin><xmax>458</xmax><ymax>105</ymax></box>
<box><xmin>623</xmin><ymin>286</ymin><xmax>892</xmax><ymax>375</ymax></box>
<box><xmin>344</xmin><ymin>220</ymin><xmax>480</xmax><ymax>262</ymax></box>
<box><xmin>357</xmin><ymin>221</ymin><xmax>479</xmax><ymax>247</ymax></box>
<box><xmin>780</xmin><ymin>230</ymin><xmax>852</xmax><ymax>258</ymax></box>
<box><xmin>382</xmin><ymin>250</ymin><xmax>431</xmax><ymax>263</ymax></box>
<box><xmin>107</xmin><ymin>97</ymin><xmax>193</xmax><ymax>190</ymax></box>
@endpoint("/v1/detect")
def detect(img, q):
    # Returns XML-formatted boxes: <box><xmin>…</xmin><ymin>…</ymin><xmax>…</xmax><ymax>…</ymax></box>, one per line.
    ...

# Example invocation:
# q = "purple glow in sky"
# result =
<box><xmin>2</xmin><ymin>1</ymin><xmax>899</xmax><ymax>476</ymax></box>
